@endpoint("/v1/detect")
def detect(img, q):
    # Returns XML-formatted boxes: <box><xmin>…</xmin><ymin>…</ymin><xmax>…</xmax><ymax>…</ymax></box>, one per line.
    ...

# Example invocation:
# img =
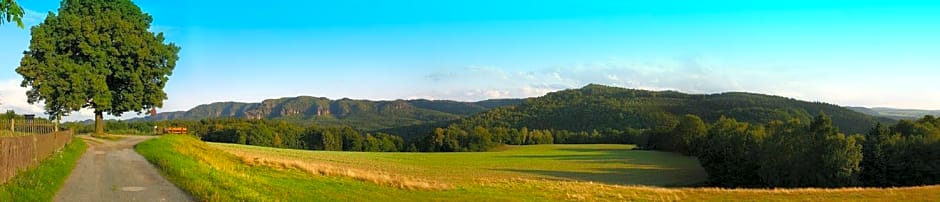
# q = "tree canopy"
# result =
<box><xmin>17</xmin><ymin>0</ymin><xmax>179</xmax><ymax>134</ymax></box>
<box><xmin>0</xmin><ymin>0</ymin><xmax>24</xmax><ymax>28</ymax></box>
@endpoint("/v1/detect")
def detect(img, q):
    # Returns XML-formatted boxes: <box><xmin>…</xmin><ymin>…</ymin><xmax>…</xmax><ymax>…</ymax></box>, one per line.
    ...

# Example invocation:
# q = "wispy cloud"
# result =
<box><xmin>149</xmin><ymin>25</ymin><xmax>178</xmax><ymax>35</ymax></box>
<box><xmin>21</xmin><ymin>8</ymin><xmax>48</xmax><ymax>25</ymax></box>
<box><xmin>416</xmin><ymin>56</ymin><xmax>775</xmax><ymax>101</ymax></box>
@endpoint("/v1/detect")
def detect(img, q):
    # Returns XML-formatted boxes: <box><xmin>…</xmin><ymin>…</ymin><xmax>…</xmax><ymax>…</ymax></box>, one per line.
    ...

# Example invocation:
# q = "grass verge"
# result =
<box><xmin>91</xmin><ymin>134</ymin><xmax>126</xmax><ymax>141</ymax></box>
<box><xmin>0</xmin><ymin>137</ymin><xmax>87</xmax><ymax>201</ymax></box>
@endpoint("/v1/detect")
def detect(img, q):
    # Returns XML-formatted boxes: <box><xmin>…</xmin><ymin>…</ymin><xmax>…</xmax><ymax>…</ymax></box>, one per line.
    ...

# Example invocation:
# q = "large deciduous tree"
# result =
<box><xmin>671</xmin><ymin>114</ymin><xmax>707</xmax><ymax>155</ymax></box>
<box><xmin>16</xmin><ymin>0</ymin><xmax>180</xmax><ymax>135</ymax></box>
<box><xmin>0</xmin><ymin>0</ymin><xmax>24</xmax><ymax>28</ymax></box>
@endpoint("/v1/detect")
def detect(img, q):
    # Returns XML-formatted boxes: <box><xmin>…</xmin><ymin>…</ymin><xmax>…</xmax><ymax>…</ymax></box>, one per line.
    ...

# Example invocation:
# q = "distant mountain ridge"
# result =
<box><xmin>136</xmin><ymin>85</ymin><xmax>897</xmax><ymax>136</ymax></box>
<box><xmin>135</xmin><ymin>96</ymin><xmax>523</xmax><ymax>130</ymax></box>
<box><xmin>847</xmin><ymin>107</ymin><xmax>940</xmax><ymax>120</ymax></box>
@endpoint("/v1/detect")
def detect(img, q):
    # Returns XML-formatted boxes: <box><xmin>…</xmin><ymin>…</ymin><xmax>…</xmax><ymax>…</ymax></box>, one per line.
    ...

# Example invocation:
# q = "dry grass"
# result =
<box><xmin>469</xmin><ymin>178</ymin><xmax>940</xmax><ymax>201</ymax></box>
<box><xmin>232</xmin><ymin>150</ymin><xmax>451</xmax><ymax>190</ymax></box>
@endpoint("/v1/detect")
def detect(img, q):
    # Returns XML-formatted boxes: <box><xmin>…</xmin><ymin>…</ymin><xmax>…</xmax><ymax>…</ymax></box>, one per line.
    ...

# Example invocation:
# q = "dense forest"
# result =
<box><xmin>431</xmin><ymin>84</ymin><xmax>884</xmax><ymax>135</ymax></box>
<box><xmin>691</xmin><ymin>114</ymin><xmax>939</xmax><ymax>188</ymax></box>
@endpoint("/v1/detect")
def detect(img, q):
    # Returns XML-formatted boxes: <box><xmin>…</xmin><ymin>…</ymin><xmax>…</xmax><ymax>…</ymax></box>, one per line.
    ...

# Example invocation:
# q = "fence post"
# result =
<box><xmin>33</xmin><ymin>126</ymin><xmax>38</xmax><ymax>164</ymax></box>
<box><xmin>9</xmin><ymin>119</ymin><xmax>13</xmax><ymax>132</ymax></box>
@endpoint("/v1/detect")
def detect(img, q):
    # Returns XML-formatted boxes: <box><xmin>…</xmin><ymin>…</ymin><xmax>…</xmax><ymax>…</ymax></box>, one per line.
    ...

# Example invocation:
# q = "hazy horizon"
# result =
<box><xmin>1</xmin><ymin>0</ymin><xmax>938</xmax><ymax>121</ymax></box>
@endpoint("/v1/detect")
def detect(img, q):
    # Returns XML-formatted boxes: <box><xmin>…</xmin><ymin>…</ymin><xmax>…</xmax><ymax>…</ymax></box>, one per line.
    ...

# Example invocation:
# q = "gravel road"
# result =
<box><xmin>54</xmin><ymin>135</ymin><xmax>192</xmax><ymax>202</ymax></box>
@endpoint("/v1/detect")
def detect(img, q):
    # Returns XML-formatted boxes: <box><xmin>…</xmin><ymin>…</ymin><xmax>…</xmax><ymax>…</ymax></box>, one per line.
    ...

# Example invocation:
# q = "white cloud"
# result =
<box><xmin>0</xmin><ymin>79</ymin><xmax>44</xmax><ymax>115</ymax></box>
<box><xmin>0</xmin><ymin>79</ymin><xmax>147</xmax><ymax>121</ymax></box>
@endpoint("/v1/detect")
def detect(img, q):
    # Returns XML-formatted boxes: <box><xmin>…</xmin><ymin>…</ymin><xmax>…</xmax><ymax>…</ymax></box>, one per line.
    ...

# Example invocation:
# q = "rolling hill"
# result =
<box><xmin>391</xmin><ymin>84</ymin><xmax>891</xmax><ymax>138</ymax></box>
<box><xmin>137</xmin><ymin>96</ymin><xmax>522</xmax><ymax>130</ymax></box>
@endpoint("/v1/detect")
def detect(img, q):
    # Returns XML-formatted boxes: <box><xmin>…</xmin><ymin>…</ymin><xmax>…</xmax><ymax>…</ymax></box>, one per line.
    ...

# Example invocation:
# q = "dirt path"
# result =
<box><xmin>55</xmin><ymin>135</ymin><xmax>192</xmax><ymax>202</ymax></box>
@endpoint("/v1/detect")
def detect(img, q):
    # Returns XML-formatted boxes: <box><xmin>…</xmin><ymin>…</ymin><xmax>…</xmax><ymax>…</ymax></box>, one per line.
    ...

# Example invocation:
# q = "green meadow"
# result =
<box><xmin>138</xmin><ymin>135</ymin><xmax>940</xmax><ymax>201</ymax></box>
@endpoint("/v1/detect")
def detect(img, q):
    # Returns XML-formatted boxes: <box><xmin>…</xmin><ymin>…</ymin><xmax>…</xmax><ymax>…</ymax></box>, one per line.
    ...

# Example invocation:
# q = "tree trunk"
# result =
<box><xmin>95</xmin><ymin>111</ymin><xmax>104</xmax><ymax>136</ymax></box>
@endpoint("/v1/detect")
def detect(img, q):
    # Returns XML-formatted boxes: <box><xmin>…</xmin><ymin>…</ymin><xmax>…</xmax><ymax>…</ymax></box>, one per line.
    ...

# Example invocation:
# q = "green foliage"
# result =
<box><xmin>695</xmin><ymin>114</ymin><xmax>865</xmax><ymax>188</ymax></box>
<box><xmin>656</xmin><ymin>114</ymin><xmax>707</xmax><ymax>155</ymax></box>
<box><xmin>61</xmin><ymin>120</ymin><xmax>156</xmax><ymax>135</ymax></box>
<box><xmin>696</xmin><ymin>117</ymin><xmax>763</xmax><ymax>187</ymax></box>
<box><xmin>0</xmin><ymin>0</ymin><xmax>24</xmax><ymax>28</ymax></box>
<box><xmin>756</xmin><ymin>114</ymin><xmax>864</xmax><ymax>187</ymax></box>
<box><xmin>17</xmin><ymin>0</ymin><xmax>179</xmax><ymax>134</ymax></box>
<box><xmin>0</xmin><ymin>110</ymin><xmax>17</xmax><ymax>120</ymax></box>
<box><xmin>417</xmin><ymin>123</ymin><xmax>640</xmax><ymax>152</ymax></box>
<box><xmin>859</xmin><ymin>116</ymin><xmax>940</xmax><ymax>187</ymax></box>
<box><xmin>0</xmin><ymin>138</ymin><xmax>86</xmax><ymax>201</ymax></box>
<box><xmin>170</xmin><ymin>118</ymin><xmax>406</xmax><ymax>152</ymax></box>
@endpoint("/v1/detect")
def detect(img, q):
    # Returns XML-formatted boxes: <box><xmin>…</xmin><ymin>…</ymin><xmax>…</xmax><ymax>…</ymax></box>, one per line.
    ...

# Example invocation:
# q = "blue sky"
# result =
<box><xmin>1</xmin><ymin>0</ymin><xmax>939</xmax><ymax>120</ymax></box>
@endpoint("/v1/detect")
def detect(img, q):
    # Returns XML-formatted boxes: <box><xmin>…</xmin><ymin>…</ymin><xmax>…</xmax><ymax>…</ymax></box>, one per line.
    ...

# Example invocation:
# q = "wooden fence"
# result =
<box><xmin>0</xmin><ymin>118</ymin><xmax>57</xmax><ymax>137</ymax></box>
<box><xmin>0</xmin><ymin>130</ymin><xmax>73</xmax><ymax>184</ymax></box>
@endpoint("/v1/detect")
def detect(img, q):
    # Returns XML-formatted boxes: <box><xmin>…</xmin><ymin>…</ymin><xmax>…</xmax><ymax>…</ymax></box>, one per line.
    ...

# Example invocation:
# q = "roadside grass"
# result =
<box><xmin>142</xmin><ymin>135</ymin><xmax>940</xmax><ymax>201</ymax></box>
<box><xmin>0</xmin><ymin>138</ymin><xmax>87</xmax><ymax>201</ymax></box>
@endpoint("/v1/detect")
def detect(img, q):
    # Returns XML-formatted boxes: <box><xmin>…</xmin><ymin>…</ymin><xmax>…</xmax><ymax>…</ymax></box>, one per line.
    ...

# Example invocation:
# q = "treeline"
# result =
<box><xmin>62</xmin><ymin>120</ymin><xmax>155</xmax><ymax>134</ymax></box>
<box><xmin>197</xmin><ymin>119</ymin><xmax>408</xmax><ymax>152</ymax></box>
<box><xmin>653</xmin><ymin>114</ymin><xmax>939</xmax><ymax>188</ymax></box>
<box><xmin>417</xmin><ymin>124</ymin><xmax>647</xmax><ymax>152</ymax></box>
<box><xmin>63</xmin><ymin>119</ymin><xmax>411</xmax><ymax>152</ymax></box>
<box><xmin>859</xmin><ymin>117</ymin><xmax>940</xmax><ymax>187</ymax></box>
<box><xmin>414</xmin><ymin>113</ymin><xmax>707</xmax><ymax>153</ymax></box>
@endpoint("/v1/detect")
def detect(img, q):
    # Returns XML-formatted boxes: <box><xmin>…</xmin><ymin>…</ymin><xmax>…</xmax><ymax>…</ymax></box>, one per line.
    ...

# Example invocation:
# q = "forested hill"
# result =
<box><xmin>430</xmin><ymin>84</ymin><xmax>890</xmax><ymax>136</ymax></box>
<box><xmin>135</xmin><ymin>96</ymin><xmax>522</xmax><ymax>130</ymax></box>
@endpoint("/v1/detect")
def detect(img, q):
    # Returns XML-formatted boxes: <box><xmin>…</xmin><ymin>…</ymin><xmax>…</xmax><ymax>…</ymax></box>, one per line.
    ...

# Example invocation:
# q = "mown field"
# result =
<box><xmin>214</xmin><ymin>142</ymin><xmax>707</xmax><ymax>187</ymax></box>
<box><xmin>138</xmin><ymin>135</ymin><xmax>940</xmax><ymax>201</ymax></box>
